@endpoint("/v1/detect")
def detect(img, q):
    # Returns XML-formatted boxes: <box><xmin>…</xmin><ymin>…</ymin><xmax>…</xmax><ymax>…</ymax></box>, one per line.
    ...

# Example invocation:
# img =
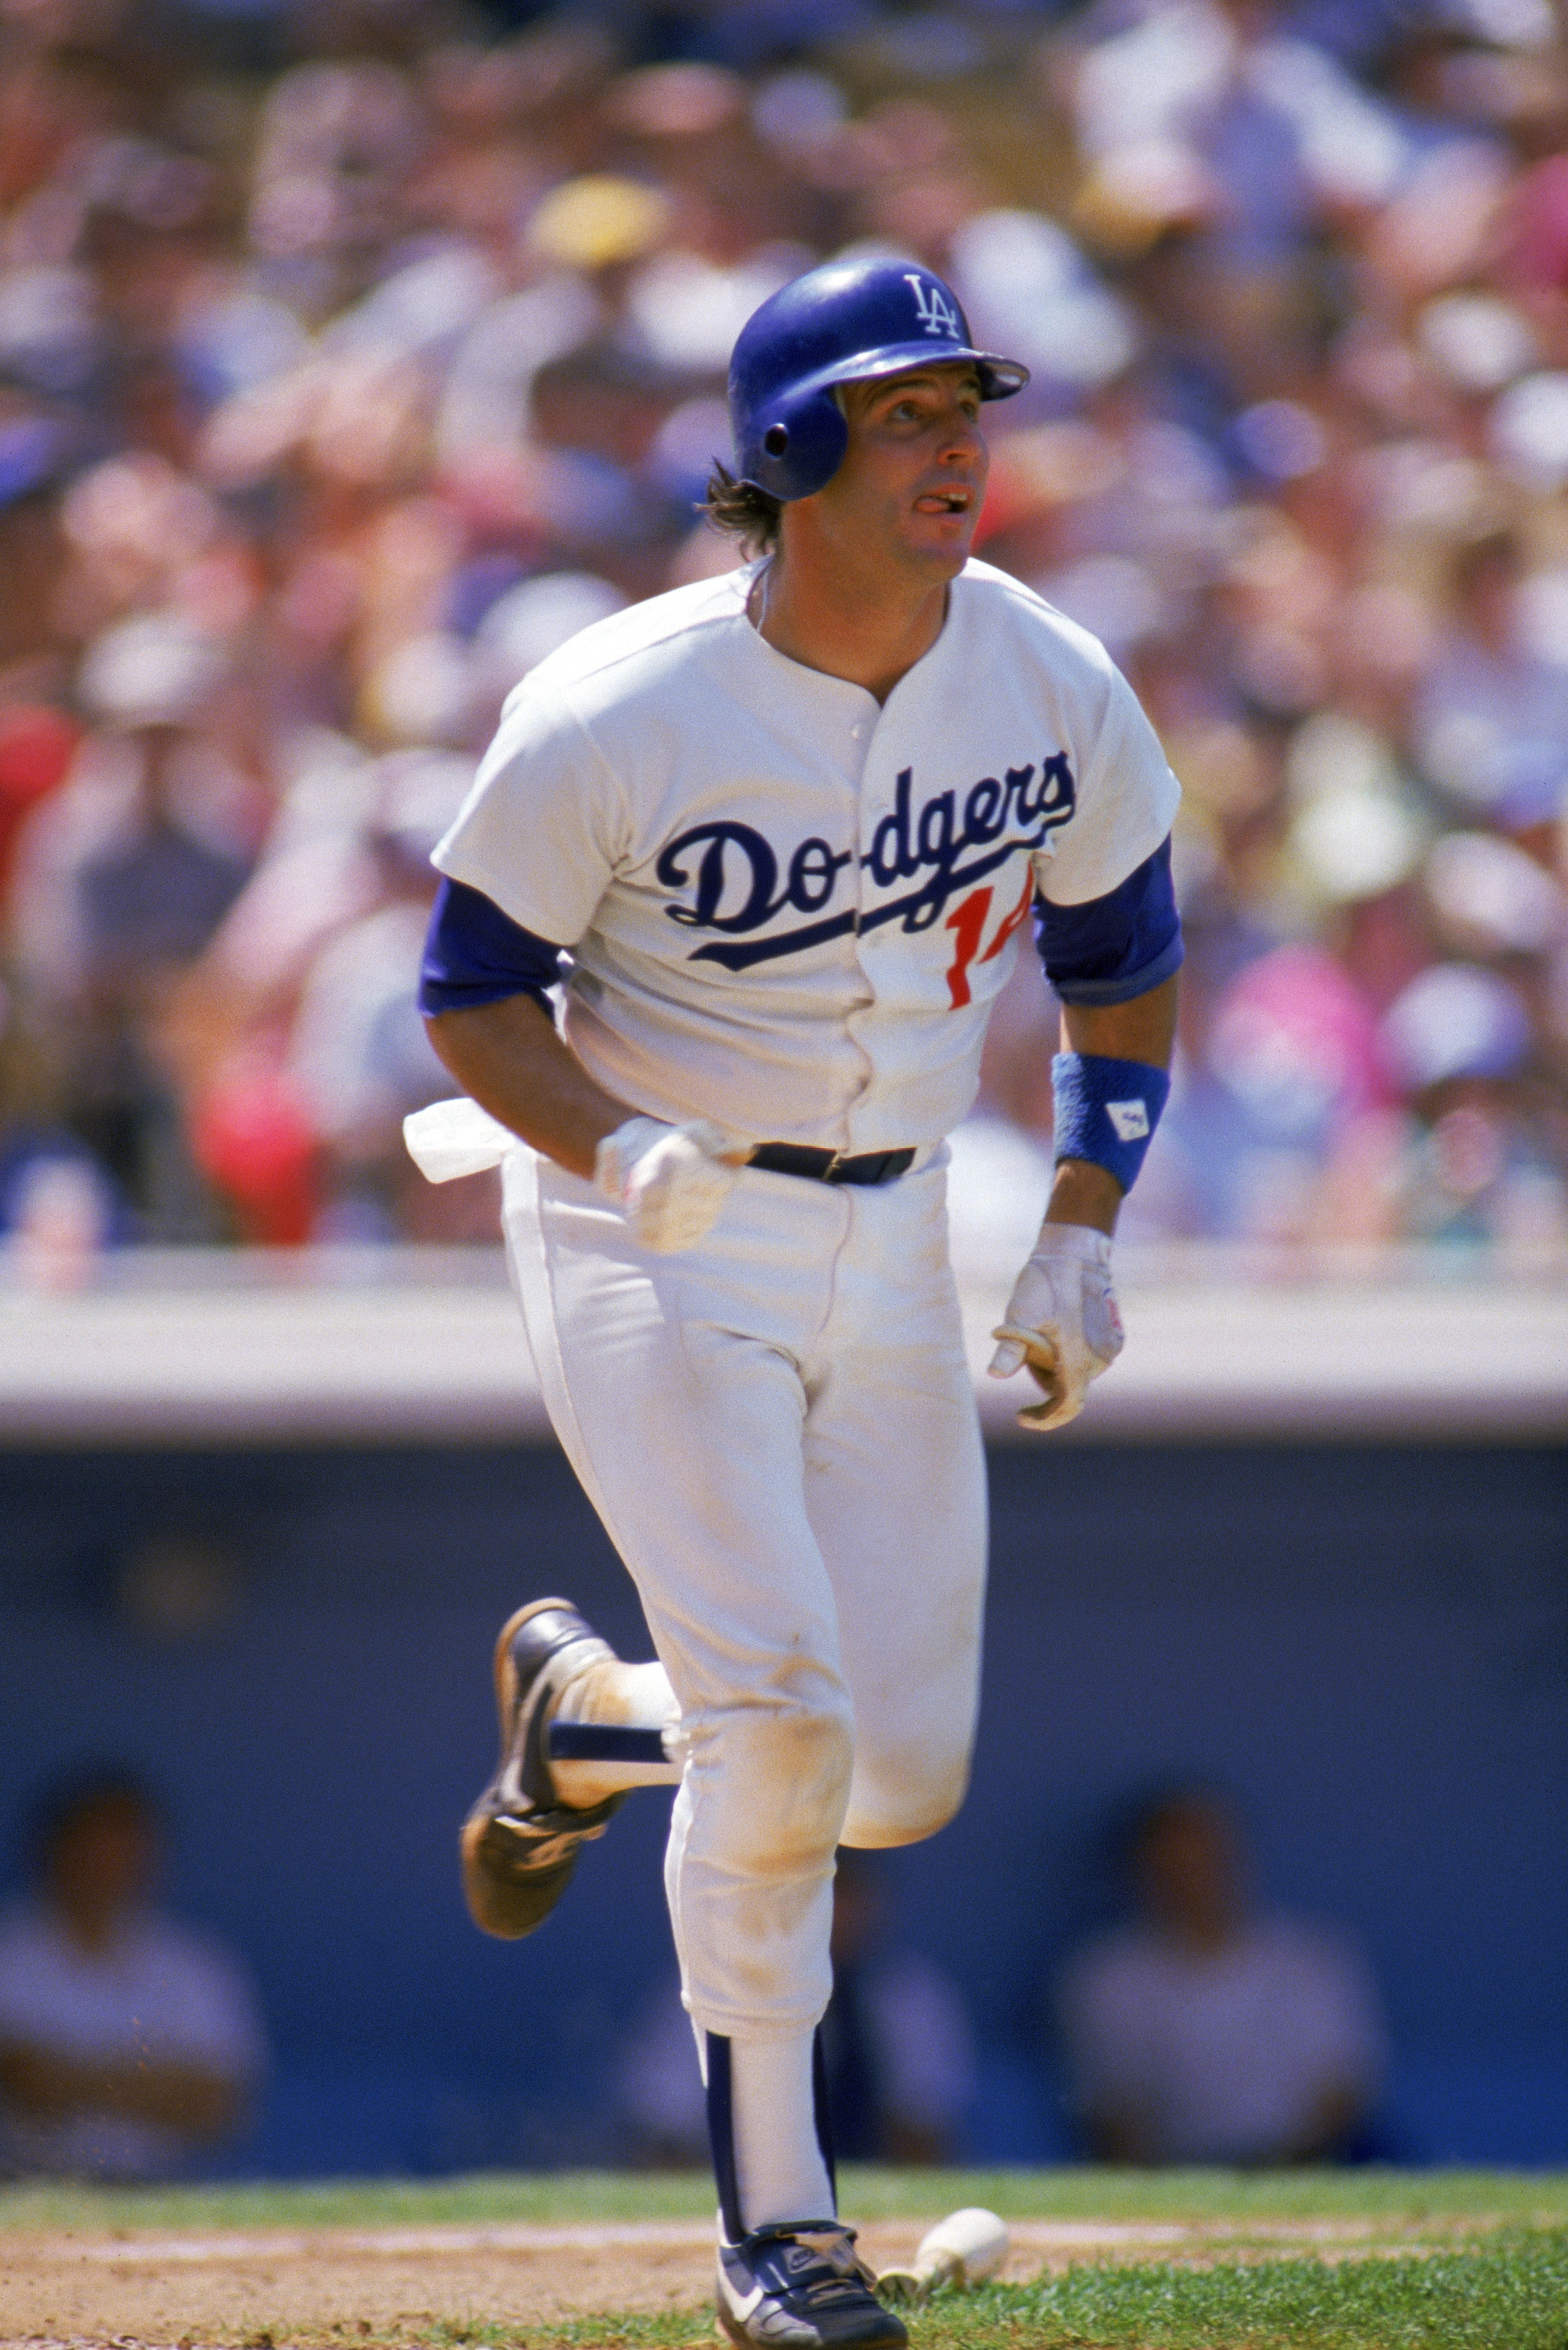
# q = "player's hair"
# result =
<box><xmin>703</xmin><ymin>462</ymin><xmax>783</xmax><ymax>556</ymax></box>
<box><xmin>1118</xmin><ymin>1779</ymin><xmax>1237</xmax><ymax>1865</ymax></box>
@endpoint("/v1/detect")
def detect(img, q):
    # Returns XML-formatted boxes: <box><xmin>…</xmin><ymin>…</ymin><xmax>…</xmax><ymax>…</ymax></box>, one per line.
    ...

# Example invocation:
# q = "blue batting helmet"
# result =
<box><xmin>728</xmin><ymin>258</ymin><xmax>1029</xmax><ymax>502</ymax></box>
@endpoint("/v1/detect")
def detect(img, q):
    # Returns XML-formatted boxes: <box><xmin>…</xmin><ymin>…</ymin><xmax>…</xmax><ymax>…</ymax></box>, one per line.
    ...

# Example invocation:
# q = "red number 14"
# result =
<box><xmin>944</xmin><ymin>868</ymin><xmax>1033</xmax><ymax>1007</ymax></box>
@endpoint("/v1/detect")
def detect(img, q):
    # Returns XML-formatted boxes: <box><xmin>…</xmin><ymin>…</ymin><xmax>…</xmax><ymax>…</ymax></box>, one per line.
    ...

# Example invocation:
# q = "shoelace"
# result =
<box><xmin>748</xmin><ymin>2227</ymin><xmax>875</xmax><ymax>2308</ymax></box>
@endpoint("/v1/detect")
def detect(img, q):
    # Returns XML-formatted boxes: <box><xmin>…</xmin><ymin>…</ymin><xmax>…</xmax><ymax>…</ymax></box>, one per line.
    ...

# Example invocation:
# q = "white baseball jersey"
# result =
<box><xmin>433</xmin><ymin>557</ymin><xmax>1179</xmax><ymax>1154</ymax></box>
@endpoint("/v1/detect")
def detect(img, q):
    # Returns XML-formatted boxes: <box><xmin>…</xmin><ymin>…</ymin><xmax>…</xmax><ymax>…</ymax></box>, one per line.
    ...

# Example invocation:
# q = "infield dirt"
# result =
<box><xmin>0</xmin><ymin>2212</ymin><xmax>1499</xmax><ymax>2347</ymax></box>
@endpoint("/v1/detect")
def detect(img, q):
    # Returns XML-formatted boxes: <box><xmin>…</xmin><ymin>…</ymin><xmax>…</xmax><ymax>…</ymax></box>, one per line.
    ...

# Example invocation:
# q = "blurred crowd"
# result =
<box><xmin>1</xmin><ymin>0</ymin><xmax>1566</xmax><ymax>1256</ymax></box>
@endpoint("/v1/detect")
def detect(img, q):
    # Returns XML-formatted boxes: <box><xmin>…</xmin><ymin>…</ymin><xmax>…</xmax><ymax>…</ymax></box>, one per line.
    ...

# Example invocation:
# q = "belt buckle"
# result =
<box><xmin>822</xmin><ymin>1149</ymin><xmax>849</xmax><ymax>1182</ymax></box>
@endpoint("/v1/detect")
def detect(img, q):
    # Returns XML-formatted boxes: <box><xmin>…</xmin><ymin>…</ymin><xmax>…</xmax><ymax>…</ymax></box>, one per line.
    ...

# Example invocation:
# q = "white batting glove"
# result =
<box><xmin>988</xmin><ymin>1221</ymin><xmax>1124</xmax><ymax>1431</ymax></box>
<box><xmin>594</xmin><ymin>1115</ymin><xmax>740</xmax><ymax>1252</ymax></box>
<box><xmin>404</xmin><ymin>1097</ymin><xmax>515</xmax><ymax>1182</ymax></box>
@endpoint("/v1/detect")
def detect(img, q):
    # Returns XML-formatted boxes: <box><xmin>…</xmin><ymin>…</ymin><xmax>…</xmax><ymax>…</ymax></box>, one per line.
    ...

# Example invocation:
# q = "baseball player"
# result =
<box><xmin>411</xmin><ymin>258</ymin><xmax>1181</xmax><ymax>2349</ymax></box>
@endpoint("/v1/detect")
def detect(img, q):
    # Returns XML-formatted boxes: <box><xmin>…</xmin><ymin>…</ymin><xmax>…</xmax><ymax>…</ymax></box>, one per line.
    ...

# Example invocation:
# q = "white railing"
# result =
<box><xmin>0</xmin><ymin>1243</ymin><xmax>1563</xmax><ymax>1445</ymax></box>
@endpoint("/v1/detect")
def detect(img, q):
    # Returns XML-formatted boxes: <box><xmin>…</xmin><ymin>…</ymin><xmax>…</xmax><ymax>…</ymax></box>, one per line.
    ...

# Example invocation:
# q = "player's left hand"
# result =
<box><xmin>988</xmin><ymin>1221</ymin><xmax>1123</xmax><ymax>1430</ymax></box>
<box><xmin>594</xmin><ymin>1115</ymin><xmax>742</xmax><ymax>1251</ymax></box>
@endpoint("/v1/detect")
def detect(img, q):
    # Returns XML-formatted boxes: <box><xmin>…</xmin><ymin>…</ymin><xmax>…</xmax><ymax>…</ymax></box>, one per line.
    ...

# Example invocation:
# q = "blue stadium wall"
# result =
<box><xmin>2</xmin><ymin>1438</ymin><xmax>1565</xmax><ymax>2175</ymax></box>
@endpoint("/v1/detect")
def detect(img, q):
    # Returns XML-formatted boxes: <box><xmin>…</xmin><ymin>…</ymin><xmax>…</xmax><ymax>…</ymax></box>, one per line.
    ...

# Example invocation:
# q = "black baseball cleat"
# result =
<box><xmin>459</xmin><ymin>1598</ymin><xmax>624</xmax><ymax>1939</ymax></box>
<box><xmin>715</xmin><ymin>2223</ymin><xmax>908</xmax><ymax>2349</ymax></box>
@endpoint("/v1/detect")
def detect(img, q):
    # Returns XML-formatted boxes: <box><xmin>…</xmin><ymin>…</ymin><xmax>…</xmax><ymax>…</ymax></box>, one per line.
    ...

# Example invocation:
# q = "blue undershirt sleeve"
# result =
<box><xmin>1033</xmin><ymin>834</ymin><xmax>1184</xmax><ymax>1007</ymax></box>
<box><xmin>419</xmin><ymin>877</ymin><xmax>566</xmax><ymax>1019</ymax></box>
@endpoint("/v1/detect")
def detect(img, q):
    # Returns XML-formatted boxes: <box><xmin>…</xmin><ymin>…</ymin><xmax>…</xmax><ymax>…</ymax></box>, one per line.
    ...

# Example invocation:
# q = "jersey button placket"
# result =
<box><xmin>844</xmin><ymin>713</ymin><xmax>872</xmax><ymax>946</ymax></box>
<box><xmin>842</xmin><ymin>713</ymin><xmax>890</xmax><ymax>1154</ymax></box>
<box><xmin>844</xmin><ymin>717</ymin><xmax>874</xmax><ymax>959</ymax></box>
<box><xmin>853</xmin><ymin>720</ymin><xmax>891</xmax><ymax>974</ymax></box>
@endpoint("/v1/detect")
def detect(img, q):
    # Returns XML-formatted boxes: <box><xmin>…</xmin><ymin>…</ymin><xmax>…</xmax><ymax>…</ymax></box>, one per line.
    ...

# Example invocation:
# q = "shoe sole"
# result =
<box><xmin>459</xmin><ymin>1598</ymin><xmax>617</xmax><ymax>1940</ymax></box>
<box><xmin>715</xmin><ymin>2304</ymin><xmax>908</xmax><ymax>2348</ymax></box>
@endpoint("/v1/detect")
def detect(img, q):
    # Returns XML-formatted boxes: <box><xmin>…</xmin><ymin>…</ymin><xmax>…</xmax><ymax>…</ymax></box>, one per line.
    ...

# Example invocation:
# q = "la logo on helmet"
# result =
<box><xmin>905</xmin><ymin>273</ymin><xmax>960</xmax><ymax>338</ymax></box>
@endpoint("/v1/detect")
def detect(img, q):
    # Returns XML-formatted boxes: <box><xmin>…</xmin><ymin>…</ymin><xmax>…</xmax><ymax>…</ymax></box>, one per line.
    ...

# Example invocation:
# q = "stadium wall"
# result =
<box><xmin>1</xmin><ymin>1433</ymin><xmax>1563</xmax><ymax>2175</ymax></box>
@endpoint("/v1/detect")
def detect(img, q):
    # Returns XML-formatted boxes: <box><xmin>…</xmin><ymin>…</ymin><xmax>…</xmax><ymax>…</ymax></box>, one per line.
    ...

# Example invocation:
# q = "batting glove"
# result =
<box><xmin>404</xmin><ymin>1097</ymin><xmax>515</xmax><ymax>1182</ymax></box>
<box><xmin>594</xmin><ymin>1115</ymin><xmax>740</xmax><ymax>1252</ymax></box>
<box><xmin>988</xmin><ymin>1221</ymin><xmax>1124</xmax><ymax>1431</ymax></box>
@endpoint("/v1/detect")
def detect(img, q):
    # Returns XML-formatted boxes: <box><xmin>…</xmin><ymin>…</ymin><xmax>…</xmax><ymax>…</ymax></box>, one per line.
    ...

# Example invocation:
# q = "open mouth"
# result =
<box><xmin>914</xmin><ymin>487</ymin><xmax>972</xmax><ymax>515</ymax></box>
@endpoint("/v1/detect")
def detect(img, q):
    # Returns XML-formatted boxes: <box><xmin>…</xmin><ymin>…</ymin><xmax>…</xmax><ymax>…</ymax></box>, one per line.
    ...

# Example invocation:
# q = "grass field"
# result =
<box><xmin>2</xmin><ymin>2166</ymin><xmax>1565</xmax><ymax>2350</ymax></box>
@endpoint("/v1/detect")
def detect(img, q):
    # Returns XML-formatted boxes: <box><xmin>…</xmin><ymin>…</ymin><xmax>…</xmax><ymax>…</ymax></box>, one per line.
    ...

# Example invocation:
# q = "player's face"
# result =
<box><xmin>816</xmin><ymin>363</ymin><xmax>988</xmax><ymax>584</ymax></box>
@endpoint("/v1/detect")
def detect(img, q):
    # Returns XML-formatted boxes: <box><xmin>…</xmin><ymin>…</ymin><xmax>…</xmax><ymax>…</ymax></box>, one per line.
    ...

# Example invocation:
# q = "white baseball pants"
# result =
<box><xmin>500</xmin><ymin>1145</ymin><xmax>988</xmax><ymax>2043</ymax></box>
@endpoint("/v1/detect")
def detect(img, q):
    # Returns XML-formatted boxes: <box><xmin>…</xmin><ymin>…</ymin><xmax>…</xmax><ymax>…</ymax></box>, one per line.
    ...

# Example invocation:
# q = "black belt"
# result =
<box><xmin>746</xmin><ymin>1143</ymin><xmax>915</xmax><ymax>1186</ymax></box>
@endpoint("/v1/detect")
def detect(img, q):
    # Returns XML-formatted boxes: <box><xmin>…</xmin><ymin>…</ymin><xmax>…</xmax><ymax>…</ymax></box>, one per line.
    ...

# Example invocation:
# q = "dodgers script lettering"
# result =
<box><xmin>654</xmin><ymin>755</ymin><xmax>1076</xmax><ymax>972</ymax></box>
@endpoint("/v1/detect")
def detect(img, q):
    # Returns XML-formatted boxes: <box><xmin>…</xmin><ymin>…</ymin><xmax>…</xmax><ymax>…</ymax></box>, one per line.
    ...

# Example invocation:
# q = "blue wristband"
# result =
<box><xmin>1051</xmin><ymin>1052</ymin><xmax>1170</xmax><ymax>1194</ymax></box>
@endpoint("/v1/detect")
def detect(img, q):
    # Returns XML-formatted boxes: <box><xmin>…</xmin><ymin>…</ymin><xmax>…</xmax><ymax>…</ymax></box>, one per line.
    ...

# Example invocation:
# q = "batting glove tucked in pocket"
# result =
<box><xmin>594</xmin><ymin>1116</ymin><xmax>741</xmax><ymax>1252</ymax></box>
<box><xmin>988</xmin><ymin>1221</ymin><xmax>1124</xmax><ymax>1430</ymax></box>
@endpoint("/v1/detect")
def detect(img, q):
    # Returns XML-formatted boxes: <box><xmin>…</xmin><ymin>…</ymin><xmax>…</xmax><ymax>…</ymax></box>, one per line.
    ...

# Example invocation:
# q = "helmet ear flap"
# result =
<box><xmin>742</xmin><ymin>386</ymin><xmax>848</xmax><ymax>501</ymax></box>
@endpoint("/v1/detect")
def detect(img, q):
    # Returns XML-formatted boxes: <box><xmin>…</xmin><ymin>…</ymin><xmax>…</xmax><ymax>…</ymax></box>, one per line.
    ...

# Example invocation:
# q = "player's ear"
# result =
<box><xmin>744</xmin><ymin>387</ymin><xmax>848</xmax><ymax>502</ymax></box>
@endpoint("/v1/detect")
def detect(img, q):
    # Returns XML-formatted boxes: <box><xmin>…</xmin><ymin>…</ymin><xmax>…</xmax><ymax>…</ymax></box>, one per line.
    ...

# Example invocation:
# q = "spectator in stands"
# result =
<box><xmin>0</xmin><ymin>949</ymin><xmax>120</xmax><ymax>1267</ymax></box>
<box><xmin>0</xmin><ymin>1769</ymin><xmax>267</xmax><ymax>2179</ymax></box>
<box><xmin>1412</xmin><ymin>532</ymin><xmax>1568</xmax><ymax>839</ymax></box>
<box><xmin>8</xmin><ymin>613</ymin><xmax>262</xmax><ymax>1238</ymax></box>
<box><xmin>1055</xmin><ymin>1786</ymin><xmax>1384</xmax><ymax>2166</ymax></box>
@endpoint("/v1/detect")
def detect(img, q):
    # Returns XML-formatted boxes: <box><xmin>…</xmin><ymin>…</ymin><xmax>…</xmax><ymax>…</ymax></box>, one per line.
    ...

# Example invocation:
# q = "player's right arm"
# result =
<box><xmin>420</xmin><ymin>878</ymin><xmax>742</xmax><ymax>1250</ymax></box>
<box><xmin>426</xmin><ymin>990</ymin><xmax>630</xmax><ymax>1184</ymax></box>
<box><xmin>417</xmin><ymin>657</ymin><xmax>651</xmax><ymax>1182</ymax></box>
